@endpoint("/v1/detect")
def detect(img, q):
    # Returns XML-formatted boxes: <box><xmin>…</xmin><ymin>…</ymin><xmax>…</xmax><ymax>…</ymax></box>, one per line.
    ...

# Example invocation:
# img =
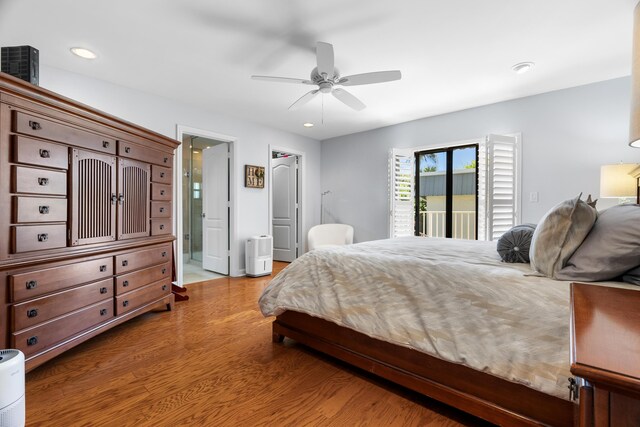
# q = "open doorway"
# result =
<box><xmin>271</xmin><ymin>150</ymin><xmax>302</xmax><ymax>262</ymax></box>
<box><xmin>179</xmin><ymin>132</ymin><xmax>231</xmax><ymax>284</ymax></box>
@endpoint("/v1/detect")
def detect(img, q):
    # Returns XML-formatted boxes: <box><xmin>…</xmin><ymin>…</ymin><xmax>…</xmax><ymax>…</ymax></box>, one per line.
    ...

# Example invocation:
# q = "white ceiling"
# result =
<box><xmin>0</xmin><ymin>0</ymin><xmax>636</xmax><ymax>140</ymax></box>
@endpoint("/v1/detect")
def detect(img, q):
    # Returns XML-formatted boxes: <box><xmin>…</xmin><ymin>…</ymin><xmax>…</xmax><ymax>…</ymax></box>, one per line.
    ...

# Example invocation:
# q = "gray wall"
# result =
<box><xmin>321</xmin><ymin>77</ymin><xmax>640</xmax><ymax>243</ymax></box>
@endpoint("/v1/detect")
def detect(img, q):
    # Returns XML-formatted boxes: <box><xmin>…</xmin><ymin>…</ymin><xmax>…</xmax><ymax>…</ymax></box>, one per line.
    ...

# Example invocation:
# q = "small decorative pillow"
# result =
<box><xmin>497</xmin><ymin>224</ymin><xmax>536</xmax><ymax>263</ymax></box>
<box><xmin>530</xmin><ymin>194</ymin><xmax>597</xmax><ymax>278</ymax></box>
<box><xmin>556</xmin><ymin>204</ymin><xmax>640</xmax><ymax>282</ymax></box>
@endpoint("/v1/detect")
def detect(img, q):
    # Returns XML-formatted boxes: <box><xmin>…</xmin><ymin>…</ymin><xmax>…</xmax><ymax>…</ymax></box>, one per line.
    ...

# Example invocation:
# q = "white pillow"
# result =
<box><xmin>530</xmin><ymin>194</ymin><xmax>597</xmax><ymax>278</ymax></box>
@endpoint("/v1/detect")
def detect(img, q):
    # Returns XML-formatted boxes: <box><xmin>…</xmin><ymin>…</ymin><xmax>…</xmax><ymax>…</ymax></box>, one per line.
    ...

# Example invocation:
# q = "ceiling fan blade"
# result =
<box><xmin>288</xmin><ymin>90</ymin><xmax>320</xmax><ymax>110</ymax></box>
<box><xmin>339</xmin><ymin>70</ymin><xmax>402</xmax><ymax>86</ymax></box>
<box><xmin>316</xmin><ymin>42</ymin><xmax>334</xmax><ymax>77</ymax></box>
<box><xmin>332</xmin><ymin>88</ymin><xmax>366</xmax><ymax>111</ymax></box>
<box><xmin>251</xmin><ymin>75</ymin><xmax>313</xmax><ymax>85</ymax></box>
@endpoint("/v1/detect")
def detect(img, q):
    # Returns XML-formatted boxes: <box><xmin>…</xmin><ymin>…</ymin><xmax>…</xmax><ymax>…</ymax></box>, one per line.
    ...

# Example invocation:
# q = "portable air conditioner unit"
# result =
<box><xmin>246</xmin><ymin>235</ymin><xmax>273</xmax><ymax>277</ymax></box>
<box><xmin>0</xmin><ymin>350</ymin><xmax>25</xmax><ymax>427</ymax></box>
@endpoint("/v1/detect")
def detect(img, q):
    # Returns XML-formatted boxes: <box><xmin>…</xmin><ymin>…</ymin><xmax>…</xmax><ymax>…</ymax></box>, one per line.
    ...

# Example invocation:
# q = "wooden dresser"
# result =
<box><xmin>570</xmin><ymin>282</ymin><xmax>640</xmax><ymax>426</ymax></box>
<box><xmin>0</xmin><ymin>72</ymin><xmax>179</xmax><ymax>371</ymax></box>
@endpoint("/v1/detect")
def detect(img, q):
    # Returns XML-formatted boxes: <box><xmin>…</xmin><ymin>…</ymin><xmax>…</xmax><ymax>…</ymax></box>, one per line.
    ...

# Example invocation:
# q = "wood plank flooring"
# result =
<box><xmin>26</xmin><ymin>262</ymin><xmax>492</xmax><ymax>426</ymax></box>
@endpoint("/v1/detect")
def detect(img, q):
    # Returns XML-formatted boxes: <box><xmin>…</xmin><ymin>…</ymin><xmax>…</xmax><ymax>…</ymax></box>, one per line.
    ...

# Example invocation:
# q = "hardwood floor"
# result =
<box><xmin>25</xmin><ymin>262</ymin><xmax>492</xmax><ymax>426</ymax></box>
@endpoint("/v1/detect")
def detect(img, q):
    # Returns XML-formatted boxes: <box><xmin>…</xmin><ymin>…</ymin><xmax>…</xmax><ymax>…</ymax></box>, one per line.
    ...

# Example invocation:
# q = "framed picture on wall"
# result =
<box><xmin>245</xmin><ymin>165</ymin><xmax>265</xmax><ymax>188</ymax></box>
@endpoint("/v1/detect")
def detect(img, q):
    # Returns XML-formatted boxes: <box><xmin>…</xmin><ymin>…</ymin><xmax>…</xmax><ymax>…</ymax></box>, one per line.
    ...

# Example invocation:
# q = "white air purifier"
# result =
<box><xmin>0</xmin><ymin>350</ymin><xmax>25</xmax><ymax>427</ymax></box>
<box><xmin>246</xmin><ymin>235</ymin><xmax>273</xmax><ymax>277</ymax></box>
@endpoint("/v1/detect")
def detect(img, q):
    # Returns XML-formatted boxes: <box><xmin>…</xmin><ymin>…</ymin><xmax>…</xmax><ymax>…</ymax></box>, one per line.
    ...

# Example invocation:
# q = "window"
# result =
<box><xmin>389</xmin><ymin>134</ymin><xmax>520</xmax><ymax>240</ymax></box>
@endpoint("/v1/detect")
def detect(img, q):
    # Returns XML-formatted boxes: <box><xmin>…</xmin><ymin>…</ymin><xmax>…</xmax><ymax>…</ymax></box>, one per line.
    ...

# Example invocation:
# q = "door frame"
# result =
<box><xmin>268</xmin><ymin>145</ymin><xmax>305</xmax><ymax>257</ymax></box>
<box><xmin>175</xmin><ymin>125</ymin><xmax>237</xmax><ymax>286</ymax></box>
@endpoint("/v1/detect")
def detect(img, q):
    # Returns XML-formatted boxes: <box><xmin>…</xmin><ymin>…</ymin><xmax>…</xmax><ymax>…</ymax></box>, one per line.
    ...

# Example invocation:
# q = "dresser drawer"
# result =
<box><xmin>150</xmin><ymin>219</ymin><xmax>171</xmax><ymax>236</ymax></box>
<box><xmin>118</xmin><ymin>141</ymin><xmax>172</xmax><ymax>166</ymax></box>
<box><xmin>13</xmin><ymin>136</ymin><xmax>69</xmax><ymax>170</ymax></box>
<box><xmin>13</xmin><ymin>110</ymin><xmax>116</xmax><ymax>155</ymax></box>
<box><xmin>12</xmin><ymin>299</ymin><xmax>113</xmax><ymax>358</ymax></box>
<box><xmin>115</xmin><ymin>243</ymin><xmax>172</xmax><ymax>274</ymax></box>
<box><xmin>151</xmin><ymin>165</ymin><xmax>171</xmax><ymax>184</ymax></box>
<box><xmin>13</xmin><ymin>196</ymin><xmax>67</xmax><ymax>223</ymax></box>
<box><xmin>115</xmin><ymin>279</ymin><xmax>171</xmax><ymax>315</ymax></box>
<box><xmin>116</xmin><ymin>262</ymin><xmax>171</xmax><ymax>295</ymax></box>
<box><xmin>151</xmin><ymin>183</ymin><xmax>171</xmax><ymax>201</ymax></box>
<box><xmin>12</xmin><ymin>166</ymin><xmax>67</xmax><ymax>196</ymax></box>
<box><xmin>10</xmin><ymin>256</ymin><xmax>113</xmax><ymax>302</ymax></box>
<box><xmin>150</xmin><ymin>201</ymin><xmax>171</xmax><ymax>218</ymax></box>
<box><xmin>12</xmin><ymin>278</ymin><xmax>113</xmax><ymax>331</ymax></box>
<box><xmin>12</xmin><ymin>224</ymin><xmax>67</xmax><ymax>253</ymax></box>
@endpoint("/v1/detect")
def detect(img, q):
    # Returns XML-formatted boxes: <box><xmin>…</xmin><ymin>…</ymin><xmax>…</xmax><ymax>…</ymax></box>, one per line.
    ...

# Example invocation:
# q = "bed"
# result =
<box><xmin>258</xmin><ymin>236</ymin><xmax>636</xmax><ymax>426</ymax></box>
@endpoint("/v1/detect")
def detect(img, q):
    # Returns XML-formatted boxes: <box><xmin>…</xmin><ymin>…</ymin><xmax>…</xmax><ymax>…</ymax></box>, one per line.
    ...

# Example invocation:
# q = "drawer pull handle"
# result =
<box><xmin>39</xmin><ymin>205</ymin><xmax>50</xmax><ymax>214</ymax></box>
<box><xmin>111</xmin><ymin>193</ymin><xmax>118</xmax><ymax>205</ymax></box>
<box><xmin>123</xmin><ymin>300</ymin><xmax>129</xmax><ymax>307</ymax></box>
<box><xmin>159</xmin><ymin>224</ymin><xmax>164</xmax><ymax>230</ymax></box>
<box><xmin>160</xmin><ymin>190</ymin><xmax>165</xmax><ymax>196</ymax></box>
<box><xmin>100</xmin><ymin>308</ymin><xmax>108</xmax><ymax>316</ymax></box>
<box><xmin>29</xmin><ymin>120</ymin><xmax>41</xmax><ymax>131</ymax></box>
<box><xmin>162</xmin><ymin>251</ymin><xmax>167</xmax><ymax>257</ymax></box>
<box><xmin>27</xmin><ymin>309</ymin><xmax>38</xmax><ymax>318</ymax></box>
<box><xmin>118</xmin><ymin>193</ymin><xmax>124</xmax><ymax>205</ymax></box>
<box><xmin>122</xmin><ymin>260</ymin><xmax>128</xmax><ymax>267</ymax></box>
<box><xmin>39</xmin><ymin>149</ymin><xmax>50</xmax><ymax>158</ymax></box>
<box><xmin>124</xmin><ymin>146</ymin><xmax>131</xmax><ymax>153</ymax></box>
<box><xmin>99</xmin><ymin>265</ymin><xmax>107</xmax><ymax>272</ymax></box>
<box><xmin>37</xmin><ymin>233</ymin><xmax>48</xmax><ymax>242</ymax></box>
<box><xmin>122</xmin><ymin>280</ymin><xmax>129</xmax><ymax>287</ymax></box>
<box><xmin>162</xmin><ymin>285</ymin><xmax>168</xmax><ymax>291</ymax></box>
<box><xmin>38</xmin><ymin>177</ymin><xmax>49</xmax><ymax>186</ymax></box>
<box><xmin>159</xmin><ymin>207</ymin><xmax>165</xmax><ymax>213</ymax></box>
<box><xmin>162</xmin><ymin>268</ymin><xmax>167</xmax><ymax>274</ymax></box>
<box><xmin>160</xmin><ymin>172</ymin><xmax>165</xmax><ymax>178</ymax></box>
<box><xmin>102</xmin><ymin>141</ymin><xmax>110</xmax><ymax>148</ymax></box>
<box><xmin>100</xmin><ymin>287</ymin><xmax>108</xmax><ymax>294</ymax></box>
<box><xmin>27</xmin><ymin>336</ymin><xmax>38</xmax><ymax>346</ymax></box>
<box><xmin>26</xmin><ymin>280</ymin><xmax>37</xmax><ymax>290</ymax></box>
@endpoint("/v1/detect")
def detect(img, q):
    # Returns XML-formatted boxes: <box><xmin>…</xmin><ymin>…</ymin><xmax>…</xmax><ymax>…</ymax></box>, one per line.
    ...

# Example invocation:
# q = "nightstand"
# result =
<box><xmin>570</xmin><ymin>282</ymin><xmax>640</xmax><ymax>426</ymax></box>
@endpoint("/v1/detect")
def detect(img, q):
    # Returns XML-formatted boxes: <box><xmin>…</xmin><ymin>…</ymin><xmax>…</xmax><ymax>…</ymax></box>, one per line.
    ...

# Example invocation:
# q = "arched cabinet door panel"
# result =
<box><xmin>70</xmin><ymin>149</ymin><xmax>117</xmax><ymax>246</ymax></box>
<box><xmin>118</xmin><ymin>158</ymin><xmax>150</xmax><ymax>240</ymax></box>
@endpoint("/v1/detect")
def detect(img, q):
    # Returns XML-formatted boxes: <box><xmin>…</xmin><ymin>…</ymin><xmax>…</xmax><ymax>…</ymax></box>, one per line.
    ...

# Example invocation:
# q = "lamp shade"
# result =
<box><xmin>631</xmin><ymin>2</ymin><xmax>640</xmax><ymax>147</ymax></box>
<box><xmin>600</xmin><ymin>164</ymin><xmax>638</xmax><ymax>198</ymax></box>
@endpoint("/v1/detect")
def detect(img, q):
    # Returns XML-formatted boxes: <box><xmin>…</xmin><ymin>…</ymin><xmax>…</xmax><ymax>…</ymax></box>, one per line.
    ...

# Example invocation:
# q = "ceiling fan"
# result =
<box><xmin>251</xmin><ymin>42</ymin><xmax>401</xmax><ymax>111</ymax></box>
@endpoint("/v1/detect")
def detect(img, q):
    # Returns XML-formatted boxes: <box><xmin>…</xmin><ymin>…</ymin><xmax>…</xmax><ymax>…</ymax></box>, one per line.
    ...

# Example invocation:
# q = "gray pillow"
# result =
<box><xmin>530</xmin><ymin>194</ymin><xmax>597</xmax><ymax>278</ymax></box>
<box><xmin>623</xmin><ymin>265</ymin><xmax>640</xmax><ymax>285</ymax></box>
<box><xmin>556</xmin><ymin>204</ymin><xmax>640</xmax><ymax>282</ymax></box>
<box><xmin>497</xmin><ymin>224</ymin><xmax>536</xmax><ymax>263</ymax></box>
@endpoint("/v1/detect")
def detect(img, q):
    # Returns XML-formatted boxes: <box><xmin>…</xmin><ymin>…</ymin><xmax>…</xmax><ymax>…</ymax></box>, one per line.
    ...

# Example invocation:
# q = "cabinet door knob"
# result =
<box><xmin>122</xmin><ymin>280</ymin><xmax>129</xmax><ymax>287</ymax></box>
<box><xmin>28</xmin><ymin>120</ymin><xmax>41</xmax><ymax>130</ymax></box>
<box><xmin>102</xmin><ymin>141</ymin><xmax>110</xmax><ymax>148</ymax></box>
<box><xmin>122</xmin><ymin>300</ymin><xmax>129</xmax><ymax>307</ymax></box>
<box><xmin>100</xmin><ymin>308</ymin><xmax>108</xmax><ymax>316</ymax></box>
<box><xmin>39</xmin><ymin>149</ymin><xmax>50</xmax><ymax>158</ymax></box>
<box><xmin>27</xmin><ymin>336</ymin><xmax>38</xmax><ymax>346</ymax></box>
<box><xmin>37</xmin><ymin>233</ymin><xmax>48</xmax><ymax>242</ymax></box>
<box><xmin>122</xmin><ymin>260</ymin><xmax>128</xmax><ymax>267</ymax></box>
<box><xmin>39</xmin><ymin>205</ymin><xmax>50</xmax><ymax>214</ymax></box>
<box><xmin>27</xmin><ymin>308</ymin><xmax>38</xmax><ymax>318</ymax></box>
<box><xmin>100</xmin><ymin>287</ymin><xmax>108</xmax><ymax>294</ymax></box>
<box><xmin>26</xmin><ymin>280</ymin><xmax>37</xmax><ymax>290</ymax></box>
<box><xmin>99</xmin><ymin>265</ymin><xmax>107</xmax><ymax>272</ymax></box>
<box><xmin>38</xmin><ymin>177</ymin><xmax>49</xmax><ymax>186</ymax></box>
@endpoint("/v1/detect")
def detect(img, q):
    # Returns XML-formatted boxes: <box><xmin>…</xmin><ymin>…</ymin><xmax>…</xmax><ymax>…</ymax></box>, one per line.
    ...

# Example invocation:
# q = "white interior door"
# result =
<box><xmin>202</xmin><ymin>143</ymin><xmax>229</xmax><ymax>274</ymax></box>
<box><xmin>272</xmin><ymin>156</ymin><xmax>297</xmax><ymax>262</ymax></box>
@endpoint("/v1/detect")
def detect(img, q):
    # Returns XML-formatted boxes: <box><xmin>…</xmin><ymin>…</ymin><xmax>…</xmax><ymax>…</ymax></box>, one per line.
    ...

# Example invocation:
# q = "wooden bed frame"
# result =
<box><xmin>273</xmin><ymin>310</ymin><xmax>577</xmax><ymax>426</ymax></box>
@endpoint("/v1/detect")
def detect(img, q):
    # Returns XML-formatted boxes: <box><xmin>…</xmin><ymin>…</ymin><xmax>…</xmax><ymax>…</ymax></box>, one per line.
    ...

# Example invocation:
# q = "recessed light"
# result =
<box><xmin>512</xmin><ymin>62</ymin><xmax>534</xmax><ymax>74</ymax></box>
<box><xmin>70</xmin><ymin>47</ymin><xmax>97</xmax><ymax>60</ymax></box>
<box><xmin>303</xmin><ymin>122</ymin><xmax>314</xmax><ymax>128</ymax></box>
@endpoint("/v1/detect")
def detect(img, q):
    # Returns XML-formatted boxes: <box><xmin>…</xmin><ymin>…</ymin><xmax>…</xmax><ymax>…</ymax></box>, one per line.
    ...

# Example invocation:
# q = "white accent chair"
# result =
<box><xmin>308</xmin><ymin>224</ymin><xmax>354</xmax><ymax>251</ymax></box>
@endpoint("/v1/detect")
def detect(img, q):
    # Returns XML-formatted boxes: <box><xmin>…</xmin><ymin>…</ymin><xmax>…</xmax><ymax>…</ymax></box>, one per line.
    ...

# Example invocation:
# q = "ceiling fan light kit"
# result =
<box><xmin>252</xmin><ymin>41</ymin><xmax>401</xmax><ymax>111</ymax></box>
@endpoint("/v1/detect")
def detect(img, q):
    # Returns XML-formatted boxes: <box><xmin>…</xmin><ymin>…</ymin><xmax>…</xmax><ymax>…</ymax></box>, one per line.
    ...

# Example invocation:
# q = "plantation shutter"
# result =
<box><xmin>483</xmin><ymin>134</ymin><xmax>521</xmax><ymax>241</ymax></box>
<box><xmin>389</xmin><ymin>148</ymin><xmax>414</xmax><ymax>238</ymax></box>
